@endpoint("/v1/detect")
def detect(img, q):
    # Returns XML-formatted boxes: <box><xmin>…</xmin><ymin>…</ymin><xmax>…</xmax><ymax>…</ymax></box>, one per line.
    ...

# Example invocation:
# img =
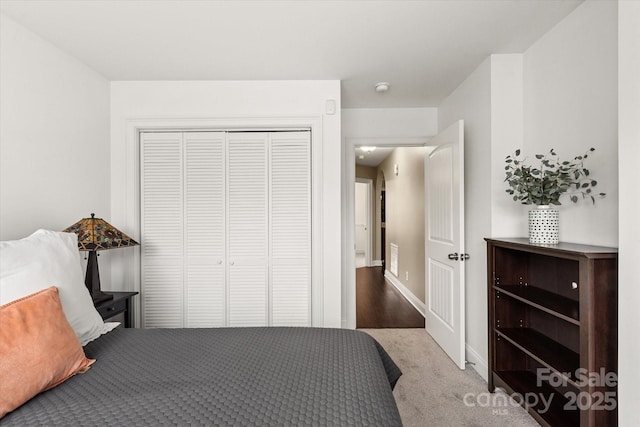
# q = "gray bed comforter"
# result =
<box><xmin>2</xmin><ymin>327</ymin><xmax>402</xmax><ymax>426</ymax></box>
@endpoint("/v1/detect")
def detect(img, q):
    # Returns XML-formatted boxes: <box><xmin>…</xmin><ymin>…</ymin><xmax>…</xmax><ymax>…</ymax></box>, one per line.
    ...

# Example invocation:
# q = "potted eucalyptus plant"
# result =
<box><xmin>504</xmin><ymin>148</ymin><xmax>605</xmax><ymax>244</ymax></box>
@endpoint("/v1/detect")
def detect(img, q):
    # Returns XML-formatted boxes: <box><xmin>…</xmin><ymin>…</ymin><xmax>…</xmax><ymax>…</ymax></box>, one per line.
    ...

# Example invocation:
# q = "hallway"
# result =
<box><xmin>356</xmin><ymin>266</ymin><xmax>425</xmax><ymax>328</ymax></box>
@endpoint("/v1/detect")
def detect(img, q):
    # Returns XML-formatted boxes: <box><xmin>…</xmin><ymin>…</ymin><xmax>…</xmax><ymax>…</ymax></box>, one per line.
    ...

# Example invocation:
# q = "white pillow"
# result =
<box><xmin>0</xmin><ymin>229</ymin><xmax>105</xmax><ymax>345</ymax></box>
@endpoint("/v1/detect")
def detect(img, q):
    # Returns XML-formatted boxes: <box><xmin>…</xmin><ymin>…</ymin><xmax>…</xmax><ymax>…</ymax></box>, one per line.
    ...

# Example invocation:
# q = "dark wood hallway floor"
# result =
<box><xmin>356</xmin><ymin>266</ymin><xmax>425</xmax><ymax>328</ymax></box>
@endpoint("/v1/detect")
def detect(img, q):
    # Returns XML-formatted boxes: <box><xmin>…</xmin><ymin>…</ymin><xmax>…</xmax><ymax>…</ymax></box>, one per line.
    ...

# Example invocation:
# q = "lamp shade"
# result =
<box><xmin>63</xmin><ymin>213</ymin><xmax>138</xmax><ymax>251</ymax></box>
<box><xmin>63</xmin><ymin>214</ymin><xmax>139</xmax><ymax>304</ymax></box>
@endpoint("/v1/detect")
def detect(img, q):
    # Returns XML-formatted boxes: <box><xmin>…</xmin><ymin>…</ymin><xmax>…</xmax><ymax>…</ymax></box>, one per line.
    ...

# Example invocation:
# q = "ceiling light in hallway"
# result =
<box><xmin>375</xmin><ymin>82</ymin><xmax>390</xmax><ymax>93</ymax></box>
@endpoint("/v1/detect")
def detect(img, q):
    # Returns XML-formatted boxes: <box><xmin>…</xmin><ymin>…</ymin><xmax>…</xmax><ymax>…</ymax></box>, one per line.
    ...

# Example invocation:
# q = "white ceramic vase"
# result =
<box><xmin>528</xmin><ymin>205</ymin><xmax>559</xmax><ymax>244</ymax></box>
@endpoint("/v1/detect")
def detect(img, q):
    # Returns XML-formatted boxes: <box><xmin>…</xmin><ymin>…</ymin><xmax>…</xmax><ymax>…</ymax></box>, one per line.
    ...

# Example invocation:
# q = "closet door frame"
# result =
<box><xmin>121</xmin><ymin>117</ymin><xmax>324</xmax><ymax>328</ymax></box>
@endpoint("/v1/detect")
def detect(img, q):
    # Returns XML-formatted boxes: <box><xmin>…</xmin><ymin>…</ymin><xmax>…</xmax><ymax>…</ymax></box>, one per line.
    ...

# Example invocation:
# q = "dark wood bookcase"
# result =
<box><xmin>486</xmin><ymin>238</ymin><xmax>618</xmax><ymax>427</ymax></box>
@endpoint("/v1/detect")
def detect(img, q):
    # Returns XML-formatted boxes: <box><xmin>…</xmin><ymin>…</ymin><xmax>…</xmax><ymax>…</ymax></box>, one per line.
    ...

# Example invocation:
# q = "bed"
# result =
<box><xmin>2</xmin><ymin>326</ymin><xmax>402</xmax><ymax>426</ymax></box>
<box><xmin>0</xmin><ymin>230</ymin><xmax>403</xmax><ymax>426</ymax></box>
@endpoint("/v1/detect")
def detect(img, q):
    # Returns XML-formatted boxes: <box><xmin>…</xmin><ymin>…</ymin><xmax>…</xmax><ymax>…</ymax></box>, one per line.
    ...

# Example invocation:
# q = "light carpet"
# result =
<box><xmin>363</xmin><ymin>329</ymin><xmax>540</xmax><ymax>427</ymax></box>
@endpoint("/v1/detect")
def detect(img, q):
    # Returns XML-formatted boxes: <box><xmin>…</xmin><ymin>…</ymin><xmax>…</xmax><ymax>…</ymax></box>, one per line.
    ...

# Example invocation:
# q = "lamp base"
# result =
<box><xmin>85</xmin><ymin>251</ymin><xmax>113</xmax><ymax>304</ymax></box>
<box><xmin>90</xmin><ymin>290</ymin><xmax>113</xmax><ymax>304</ymax></box>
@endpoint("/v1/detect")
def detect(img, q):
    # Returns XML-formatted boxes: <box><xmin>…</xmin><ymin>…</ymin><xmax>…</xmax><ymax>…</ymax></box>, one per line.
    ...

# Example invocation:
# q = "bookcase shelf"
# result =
<box><xmin>496</xmin><ymin>327</ymin><xmax>579</xmax><ymax>385</ymax></box>
<box><xmin>494</xmin><ymin>370</ymin><xmax>580</xmax><ymax>427</ymax></box>
<box><xmin>495</xmin><ymin>285</ymin><xmax>579</xmax><ymax>325</ymax></box>
<box><xmin>486</xmin><ymin>238</ymin><xmax>618</xmax><ymax>427</ymax></box>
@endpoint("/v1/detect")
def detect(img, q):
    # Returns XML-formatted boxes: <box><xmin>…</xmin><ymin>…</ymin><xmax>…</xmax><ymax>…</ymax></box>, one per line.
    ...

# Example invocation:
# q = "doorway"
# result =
<box><xmin>346</xmin><ymin>122</ymin><xmax>466</xmax><ymax>367</ymax></box>
<box><xmin>353</xmin><ymin>144</ymin><xmax>426</xmax><ymax>328</ymax></box>
<box><xmin>344</xmin><ymin>137</ymin><xmax>429</xmax><ymax>329</ymax></box>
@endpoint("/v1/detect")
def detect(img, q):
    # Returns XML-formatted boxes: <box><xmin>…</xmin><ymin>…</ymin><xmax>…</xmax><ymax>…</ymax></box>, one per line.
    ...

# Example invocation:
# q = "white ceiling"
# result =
<box><xmin>355</xmin><ymin>146</ymin><xmax>395</xmax><ymax>168</ymax></box>
<box><xmin>0</xmin><ymin>0</ymin><xmax>582</xmax><ymax>108</ymax></box>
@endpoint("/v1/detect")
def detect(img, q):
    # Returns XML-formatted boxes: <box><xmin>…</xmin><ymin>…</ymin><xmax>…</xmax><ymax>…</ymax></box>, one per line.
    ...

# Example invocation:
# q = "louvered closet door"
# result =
<box><xmin>141</xmin><ymin>130</ymin><xmax>311</xmax><ymax>328</ymax></box>
<box><xmin>269</xmin><ymin>132</ymin><xmax>311</xmax><ymax>326</ymax></box>
<box><xmin>141</xmin><ymin>131</ymin><xmax>226</xmax><ymax>328</ymax></box>
<box><xmin>184</xmin><ymin>132</ymin><xmax>226</xmax><ymax>327</ymax></box>
<box><xmin>140</xmin><ymin>132</ymin><xmax>184</xmax><ymax>327</ymax></box>
<box><xmin>227</xmin><ymin>132</ymin><xmax>268</xmax><ymax>326</ymax></box>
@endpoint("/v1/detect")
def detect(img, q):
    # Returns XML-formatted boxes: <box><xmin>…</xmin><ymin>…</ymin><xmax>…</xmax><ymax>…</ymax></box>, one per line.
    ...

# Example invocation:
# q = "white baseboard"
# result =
<box><xmin>465</xmin><ymin>344</ymin><xmax>489</xmax><ymax>382</ymax></box>
<box><xmin>383</xmin><ymin>270</ymin><xmax>426</xmax><ymax>318</ymax></box>
<box><xmin>372</xmin><ymin>259</ymin><xmax>383</xmax><ymax>267</ymax></box>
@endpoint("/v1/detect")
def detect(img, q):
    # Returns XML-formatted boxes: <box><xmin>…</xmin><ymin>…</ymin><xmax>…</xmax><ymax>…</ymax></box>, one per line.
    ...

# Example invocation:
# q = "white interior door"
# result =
<box><xmin>141</xmin><ymin>130</ymin><xmax>311</xmax><ymax>328</ymax></box>
<box><xmin>354</xmin><ymin>180</ymin><xmax>371</xmax><ymax>268</ymax></box>
<box><xmin>227</xmin><ymin>132</ymin><xmax>269</xmax><ymax>327</ymax></box>
<box><xmin>269</xmin><ymin>131</ymin><xmax>311</xmax><ymax>326</ymax></box>
<box><xmin>140</xmin><ymin>132</ymin><xmax>184</xmax><ymax>328</ymax></box>
<box><xmin>184</xmin><ymin>132</ymin><xmax>226</xmax><ymax>327</ymax></box>
<box><xmin>425</xmin><ymin>120</ymin><xmax>466</xmax><ymax>369</ymax></box>
<box><xmin>141</xmin><ymin>131</ymin><xmax>227</xmax><ymax>328</ymax></box>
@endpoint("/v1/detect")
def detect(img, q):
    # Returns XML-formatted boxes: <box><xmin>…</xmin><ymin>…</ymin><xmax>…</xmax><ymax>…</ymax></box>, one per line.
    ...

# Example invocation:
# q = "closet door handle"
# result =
<box><xmin>448</xmin><ymin>252</ymin><xmax>459</xmax><ymax>261</ymax></box>
<box><xmin>217</xmin><ymin>260</ymin><xmax>222</xmax><ymax>265</ymax></box>
<box><xmin>230</xmin><ymin>261</ymin><xmax>235</xmax><ymax>266</ymax></box>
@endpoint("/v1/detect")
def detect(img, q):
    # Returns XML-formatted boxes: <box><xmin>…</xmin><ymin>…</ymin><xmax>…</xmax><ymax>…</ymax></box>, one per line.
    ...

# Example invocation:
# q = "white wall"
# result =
<box><xmin>523</xmin><ymin>0</ymin><xmax>618</xmax><ymax>247</ymax></box>
<box><xmin>110</xmin><ymin>80</ymin><xmax>342</xmax><ymax>327</ymax></box>
<box><xmin>438</xmin><ymin>55</ymin><xmax>524</xmax><ymax>380</ymax></box>
<box><xmin>0</xmin><ymin>14</ymin><xmax>110</xmax><ymax>241</ymax></box>
<box><xmin>490</xmin><ymin>55</ymin><xmax>526</xmax><ymax>237</ymax></box>
<box><xmin>378</xmin><ymin>146</ymin><xmax>427</xmax><ymax>302</ymax></box>
<box><xmin>439</xmin><ymin>59</ymin><xmax>493</xmax><ymax>375</ymax></box>
<box><xmin>342</xmin><ymin>107</ymin><xmax>438</xmax><ymax>138</ymax></box>
<box><xmin>618</xmin><ymin>1</ymin><xmax>640</xmax><ymax>424</ymax></box>
<box><xmin>437</xmin><ymin>0</ymin><xmax>619</xmax><ymax>387</ymax></box>
<box><xmin>438</xmin><ymin>57</ymin><xmax>492</xmax><ymax>330</ymax></box>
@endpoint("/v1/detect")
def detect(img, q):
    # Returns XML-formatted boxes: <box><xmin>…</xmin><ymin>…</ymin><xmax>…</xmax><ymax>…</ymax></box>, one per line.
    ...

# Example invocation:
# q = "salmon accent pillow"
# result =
<box><xmin>0</xmin><ymin>230</ymin><xmax>105</xmax><ymax>345</ymax></box>
<box><xmin>0</xmin><ymin>287</ymin><xmax>95</xmax><ymax>418</ymax></box>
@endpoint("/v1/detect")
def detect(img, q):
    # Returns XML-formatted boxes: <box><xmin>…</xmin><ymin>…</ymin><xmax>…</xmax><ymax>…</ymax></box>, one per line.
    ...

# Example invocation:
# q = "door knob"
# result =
<box><xmin>461</xmin><ymin>253</ymin><xmax>470</xmax><ymax>261</ymax></box>
<box><xmin>448</xmin><ymin>252</ymin><xmax>459</xmax><ymax>260</ymax></box>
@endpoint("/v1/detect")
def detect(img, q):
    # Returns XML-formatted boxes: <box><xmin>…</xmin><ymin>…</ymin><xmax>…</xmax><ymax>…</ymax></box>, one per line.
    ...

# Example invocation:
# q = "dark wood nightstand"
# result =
<box><xmin>94</xmin><ymin>291</ymin><xmax>138</xmax><ymax>328</ymax></box>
